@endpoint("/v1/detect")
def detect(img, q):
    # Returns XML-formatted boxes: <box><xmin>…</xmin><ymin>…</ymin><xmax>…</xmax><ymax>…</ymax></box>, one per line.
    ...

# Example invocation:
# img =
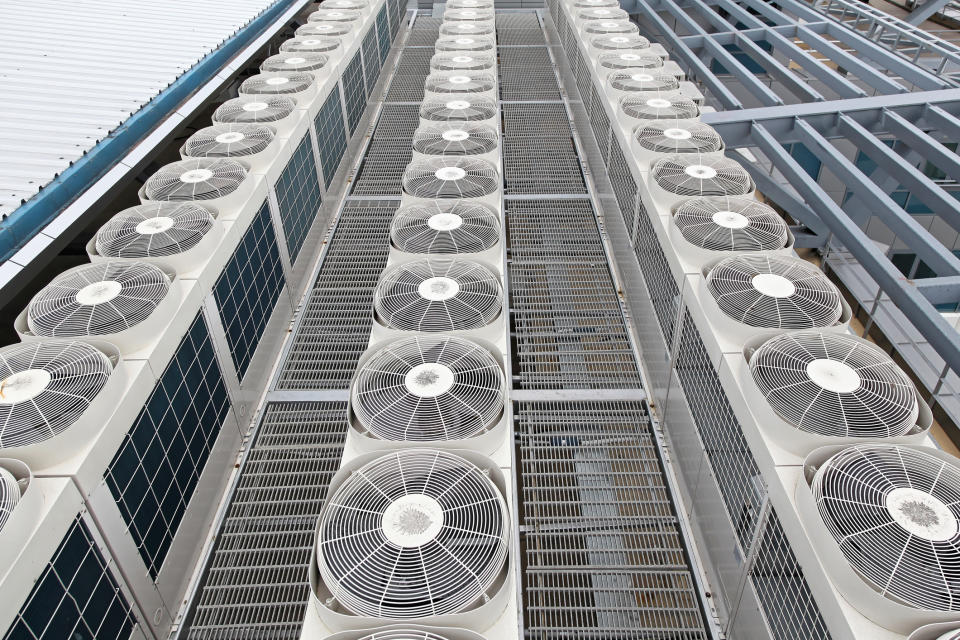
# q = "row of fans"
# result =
<box><xmin>308</xmin><ymin>6</ymin><xmax>514</xmax><ymax>640</ymax></box>
<box><xmin>553</xmin><ymin>1</ymin><xmax>960</xmax><ymax>639</ymax></box>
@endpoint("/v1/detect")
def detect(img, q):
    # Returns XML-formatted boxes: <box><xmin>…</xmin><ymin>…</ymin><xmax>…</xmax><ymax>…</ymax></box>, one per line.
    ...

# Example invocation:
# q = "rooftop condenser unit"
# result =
<box><xmin>420</xmin><ymin>98</ymin><xmax>498</xmax><ymax>124</ymax></box>
<box><xmin>430</xmin><ymin>52</ymin><xmax>496</xmax><ymax>73</ymax></box>
<box><xmin>297</xmin><ymin>22</ymin><xmax>355</xmax><ymax>39</ymax></box>
<box><xmin>632</xmin><ymin>119</ymin><xmax>723</xmax><ymax>167</ymax></box>
<box><xmin>401</xmin><ymin>157</ymin><xmax>500</xmax><ymax>208</ymax></box>
<box><xmin>648</xmin><ymin>153</ymin><xmax>754</xmax><ymax>211</ymax></box>
<box><xmin>261</xmin><ymin>51</ymin><xmax>333</xmax><ymax>83</ymax></box>
<box><xmin>589</xmin><ymin>33</ymin><xmax>650</xmax><ymax>54</ymax></box>
<box><xmin>326</xmin><ymin>627</ymin><xmax>488</xmax><ymax>640</ymax></box>
<box><xmin>438</xmin><ymin>21</ymin><xmax>495</xmax><ymax>37</ymax></box>
<box><xmin>213</xmin><ymin>95</ymin><xmax>308</xmax><ymax>139</ymax></box>
<box><xmin>434</xmin><ymin>35</ymin><xmax>496</xmax><ymax>52</ymax></box>
<box><xmin>389</xmin><ymin>201</ymin><xmax>502</xmax><ymax>269</ymax></box>
<box><xmin>424</xmin><ymin>73</ymin><xmax>498</xmax><ymax>100</ymax></box>
<box><xmin>411</xmin><ymin>122</ymin><xmax>500</xmax><ymax>164</ymax></box>
<box><xmin>617</xmin><ymin>92</ymin><xmax>700</xmax><ymax>128</ymax></box>
<box><xmin>280</xmin><ymin>35</ymin><xmax>343</xmax><ymax>54</ymax></box>
<box><xmin>606</xmin><ymin>70</ymin><xmax>680</xmax><ymax>102</ymax></box>
<box><xmin>447</xmin><ymin>0</ymin><xmax>494</xmax><ymax>8</ymax></box>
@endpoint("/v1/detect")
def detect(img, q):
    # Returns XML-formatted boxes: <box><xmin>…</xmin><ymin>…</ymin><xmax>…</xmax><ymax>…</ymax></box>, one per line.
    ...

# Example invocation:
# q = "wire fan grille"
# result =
<box><xmin>599</xmin><ymin>52</ymin><xmax>662</xmax><ymax>70</ymax></box>
<box><xmin>391</xmin><ymin>202</ymin><xmax>500</xmax><ymax>254</ymax></box>
<box><xmin>706</xmin><ymin>255</ymin><xmax>843</xmax><ymax>329</ymax></box>
<box><xmin>297</xmin><ymin>23</ymin><xmax>353</xmax><ymax>37</ymax></box>
<box><xmin>434</xmin><ymin>36</ymin><xmax>495</xmax><ymax>52</ymax></box>
<box><xmin>321</xmin><ymin>0</ymin><xmax>367</xmax><ymax>9</ymax></box>
<box><xmin>584</xmin><ymin>20</ymin><xmax>638</xmax><ymax>35</ymax></box>
<box><xmin>575</xmin><ymin>0</ymin><xmax>620</xmax><ymax>7</ymax></box>
<box><xmin>0</xmin><ymin>467</ymin><xmax>21</xmax><ymax>532</ymax></box>
<box><xmin>281</xmin><ymin>36</ymin><xmax>341</xmax><ymax>53</ymax></box>
<box><xmin>673</xmin><ymin>196</ymin><xmax>788</xmax><ymax>251</ymax></box>
<box><xmin>608</xmin><ymin>71</ymin><xmax>679</xmax><ymax>93</ymax></box>
<box><xmin>651</xmin><ymin>155</ymin><xmax>752</xmax><ymax>197</ymax></box>
<box><xmin>375</xmin><ymin>259</ymin><xmax>502</xmax><ymax>331</ymax></box>
<box><xmin>420</xmin><ymin>99</ymin><xmax>498</xmax><ymax>122</ymax></box>
<box><xmin>424</xmin><ymin>73</ymin><xmax>496</xmax><ymax>95</ymax></box>
<box><xmin>0</xmin><ymin>341</ymin><xmax>112</xmax><ymax>448</ymax></box>
<box><xmin>635</xmin><ymin>120</ymin><xmax>722</xmax><ymax>154</ymax></box>
<box><xmin>439</xmin><ymin>22</ymin><xmax>495</xmax><ymax>36</ymax></box>
<box><xmin>812</xmin><ymin>445</ymin><xmax>960</xmax><ymax>611</ymax></box>
<box><xmin>578</xmin><ymin>7</ymin><xmax>629</xmax><ymax>20</ymax></box>
<box><xmin>96</xmin><ymin>202</ymin><xmax>214</xmax><ymax>258</ymax></box>
<box><xmin>213</xmin><ymin>96</ymin><xmax>295</xmax><ymax>124</ymax></box>
<box><xmin>430</xmin><ymin>53</ymin><xmax>495</xmax><ymax>72</ymax></box>
<box><xmin>261</xmin><ymin>52</ymin><xmax>329</xmax><ymax>74</ymax></box>
<box><xmin>184</xmin><ymin>123</ymin><xmax>274</xmax><ymax>158</ymax></box>
<box><xmin>751</xmin><ymin>332</ymin><xmax>919</xmax><ymax>438</ymax></box>
<box><xmin>448</xmin><ymin>0</ymin><xmax>494</xmax><ymax>8</ymax></box>
<box><xmin>355</xmin><ymin>632</ymin><xmax>474</xmax><ymax>640</ymax></box>
<box><xmin>402</xmin><ymin>158</ymin><xmax>499</xmax><ymax>199</ymax></box>
<box><xmin>591</xmin><ymin>34</ymin><xmax>650</xmax><ymax>50</ymax></box>
<box><xmin>240</xmin><ymin>72</ymin><xmax>314</xmax><ymax>95</ymax></box>
<box><xmin>352</xmin><ymin>335</ymin><xmax>504</xmax><ymax>441</ymax></box>
<box><xmin>318</xmin><ymin>450</ymin><xmax>508</xmax><ymax>617</ymax></box>
<box><xmin>412</xmin><ymin>124</ymin><xmax>498</xmax><ymax>156</ymax></box>
<box><xmin>444</xmin><ymin>8</ymin><xmax>495</xmax><ymax>20</ymax></box>
<box><xmin>621</xmin><ymin>93</ymin><xmax>699</xmax><ymax>120</ymax></box>
<box><xmin>28</xmin><ymin>262</ymin><xmax>170</xmax><ymax>338</ymax></box>
<box><xmin>308</xmin><ymin>8</ymin><xmax>362</xmax><ymax>22</ymax></box>
<box><xmin>144</xmin><ymin>158</ymin><xmax>247</xmax><ymax>201</ymax></box>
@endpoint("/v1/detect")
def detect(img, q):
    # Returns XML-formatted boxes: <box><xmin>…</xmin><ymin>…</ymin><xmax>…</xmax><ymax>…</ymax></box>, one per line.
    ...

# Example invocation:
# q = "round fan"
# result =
<box><xmin>575</xmin><ymin>0</ymin><xmax>620</xmax><ymax>7</ymax></box>
<box><xmin>350</xmin><ymin>630</ymin><xmax>484</xmax><ymax>640</ymax></box>
<box><xmin>608</xmin><ymin>71</ymin><xmax>679</xmax><ymax>93</ymax></box>
<box><xmin>281</xmin><ymin>36</ymin><xmax>341</xmax><ymax>53</ymax></box>
<box><xmin>0</xmin><ymin>341</ymin><xmax>112</xmax><ymax>448</ymax></box>
<box><xmin>448</xmin><ymin>0</ymin><xmax>494</xmax><ymax>8</ymax></box>
<box><xmin>620</xmin><ymin>93</ymin><xmax>700</xmax><ymax>121</ymax></box>
<box><xmin>375</xmin><ymin>259</ymin><xmax>502</xmax><ymax>332</ymax></box>
<box><xmin>635</xmin><ymin>120</ymin><xmax>722</xmax><ymax>155</ymax></box>
<box><xmin>352</xmin><ymin>335</ymin><xmax>504</xmax><ymax>441</ymax></box>
<box><xmin>444</xmin><ymin>8</ymin><xmax>495</xmax><ymax>20</ymax></box>
<box><xmin>308</xmin><ymin>9</ymin><xmax>362</xmax><ymax>23</ymax></box>
<box><xmin>96</xmin><ymin>202</ymin><xmax>215</xmax><ymax>258</ymax></box>
<box><xmin>578</xmin><ymin>7</ymin><xmax>629</xmax><ymax>20</ymax></box>
<box><xmin>239</xmin><ymin>72</ymin><xmax>314</xmax><ymax>95</ymax></box>
<box><xmin>412</xmin><ymin>123</ymin><xmax>498</xmax><ymax>156</ymax></box>
<box><xmin>439</xmin><ymin>22</ymin><xmax>495</xmax><ymax>36</ymax></box>
<box><xmin>184</xmin><ymin>123</ymin><xmax>274</xmax><ymax>158</ymax></box>
<box><xmin>144</xmin><ymin>158</ymin><xmax>247</xmax><ymax>201</ymax></box>
<box><xmin>322</xmin><ymin>0</ymin><xmax>366</xmax><ymax>9</ymax></box>
<box><xmin>213</xmin><ymin>96</ymin><xmax>296</xmax><ymax>124</ymax></box>
<box><xmin>751</xmin><ymin>332</ymin><xmax>919</xmax><ymax>438</ymax></box>
<box><xmin>430</xmin><ymin>53</ymin><xmax>495</xmax><ymax>72</ymax></box>
<box><xmin>0</xmin><ymin>466</ymin><xmax>22</xmax><ymax>532</ymax></box>
<box><xmin>706</xmin><ymin>255</ymin><xmax>843</xmax><ymax>329</ymax></box>
<box><xmin>297</xmin><ymin>23</ymin><xmax>353</xmax><ymax>37</ymax></box>
<box><xmin>937</xmin><ymin>631</ymin><xmax>960</xmax><ymax>640</ymax></box>
<box><xmin>584</xmin><ymin>20</ymin><xmax>639</xmax><ymax>36</ymax></box>
<box><xmin>317</xmin><ymin>449</ymin><xmax>508</xmax><ymax>618</ymax></box>
<box><xmin>420</xmin><ymin>98</ymin><xmax>498</xmax><ymax>122</ymax></box>
<box><xmin>434</xmin><ymin>35</ymin><xmax>495</xmax><ymax>52</ymax></box>
<box><xmin>812</xmin><ymin>445</ymin><xmax>960</xmax><ymax>612</ymax></box>
<box><xmin>27</xmin><ymin>262</ymin><xmax>171</xmax><ymax>338</ymax></box>
<box><xmin>673</xmin><ymin>196</ymin><xmax>788</xmax><ymax>252</ymax></box>
<box><xmin>391</xmin><ymin>201</ymin><xmax>500</xmax><ymax>254</ymax></box>
<box><xmin>591</xmin><ymin>34</ymin><xmax>650</xmax><ymax>50</ymax></box>
<box><xmin>425</xmin><ymin>73</ymin><xmax>496</xmax><ymax>95</ymax></box>
<box><xmin>261</xmin><ymin>52</ymin><xmax>329</xmax><ymax>74</ymax></box>
<box><xmin>599</xmin><ymin>51</ymin><xmax>662</xmax><ymax>71</ymax></box>
<box><xmin>403</xmin><ymin>157</ymin><xmax>499</xmax><ymax>199</ymax></box>
<box><xmin>651</xmin><ymin>155</ymin><xmax>753</xmax><ymax>197</ymax></box>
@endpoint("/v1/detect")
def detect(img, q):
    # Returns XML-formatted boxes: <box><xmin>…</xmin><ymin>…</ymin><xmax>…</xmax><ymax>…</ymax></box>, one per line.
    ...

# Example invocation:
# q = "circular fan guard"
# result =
<box><xmin>355</xmin><ymin>631</ymin><xmax>472</xmax><ymax>640</ymax></box>
<box><xmin>430</xmin><ymin>53</ymin><xmax>495</xmax><ymax>72</ymax></box>
<box><xmin>706</xmin><ymin>255</ymin><xmax>843</xmax><ymax>329</ymax></box>
<box><xmin>424</xmin><ymin>73</ymin><xmax>496</xmax><ymax>95</ymax></box>
<box><xmin>281</xmin><ymin>37</ymin><xmax>341</xmax><ymax>53</ymax></box>
<box><xmin>673</xmin><ymin>196</ymin><xmax>788</xmax><ymax>252</ymax></box>
<box><xmin>318</xmin><ymin>449</ymin><xmax>508</xmax><ymax>618</ymax></box>
<box><xmin>144</xmin><ymin>158</ymin><xmax>247</xmax><ymax>201</ymax></box>
<box><xmin>444</xmin><ymin>8</ymin><xmax>495</xmax><ymax>20</ymax></box>
<box><xmin>240</xmin><ymin>72</ymin><xmax>314</xmax><ymax>95</ymax></box>
<box><xmin>28</xmin><ymin>262</ymin><xmax>170</xmax><ymax>338</ymax></box>
<box><xmin>609</xmin><ymin>71</ymin><xmax>679</xmax><ymax>93</ymax></box>
<box><xmin>309</xmin><ymin>8</ymin><xmax>362</xmax><ymax>21</ymax></box>
<box><xmin>214</xmin><ymin>96</ymin><xmax>295</xmax><ymax>124</ymax></box>
<box><xmin>435</xmin><ymin>36</ymin><xmax>495</xmax><ymax>52</ymax></box>
<box><xmin>0</xmin><ymin>466</ymin><xmax>21</xmax><ymax>532</ymax></box>
<box><xmin>261</xmin><ymin>52</ymin><xmax>329</xmax><ymax>74</ymax></box>
<box><xmin>751</xmin><ymin>332</ymin><xmax>919</xmax><ymax>438</ymax></box>
<box><xmin>585</xmin><ymin>20</ymin><xmax>640</xmax><ymax>35</ymax></box>
<box><xmin>420</xmin><ymin>98</ymin><xmax>498</xmax><ymax>122</ymax></box>
<box><xmin>375</xmin><ymin>259</ymin><xmax>502</xmax><ymax>332</ymax></box>
<box><xmin>297</xmin><ymin>23</ymin><xmax>353</xmax><ymax>37</ymax></box>
<box><xmin>591</xmin><ymin>34</ymin><xmax>650</xmax><ymax>50</ymax></box>
<box><xmin>578</xmin><ymin>7</ymin><xmax>629</xmax><ymax>20</ymax></box>
<box><xmin>448</xmin><ymin>0</ymin><xmax>494</xmax><ymax>8</ymax></box>
<box><xmin>184</xmin><ymin>123</ymin><xmax>274</xmax><ymax>158</ymax></box>
<box><xmin>402</xmin><ymin>158</ymin><xmax>499</xmax><ymax>199</ymax></box>
<box><xmin>0</xmin><ymin>341</ymin><xmax>112</xmax><ymax>448</ymax></box>
<box><xmin>813</xmin><ymin>445</ymin><xmax>960</xmax><ymax>612</ymax></box>
<box><xmin>599</xmin><ymin>52</ymin><xmax>662</xmax><ymax>70</ymax></box>
<box><xmin>96</xmin><ymin>202</ymin><xmax>215</xmax><ymax>258</ymax></box>
<box><xmin>575</xmin><ymin>0</ymin><xmax>620</xmax><ymax>7</ymax></box>
<box><xmin>352</xmin><ymin>335</ymin><xmax>504</xmax><ymax>441</ymax></box>
<box><xmin>413</xmin><ymin>124</ymin><xmax>498</xmax><ymax>156</ymax></box>
<box><xmin>391</xmin><ymin>202</ymin><xmax>500</xmax><ymax>254</ymax></box>
<box><xmin>635</xmin><ymin>120</ymin><xmax>722</xmax><ymax>154</ymax></box>
<box><xmin>621</xmin><ymin>93</ymin><xmax>699</xmax><ymax>120</ymax></box>
<box><xmin>439</xmin><ymin>22</ymin><xmax>495</xmax><ymax>36</ymax></box>
<box><xmin>651</xmin><ymin>155</ymin><xmax>752</xmax><ymax>197</ymax></box>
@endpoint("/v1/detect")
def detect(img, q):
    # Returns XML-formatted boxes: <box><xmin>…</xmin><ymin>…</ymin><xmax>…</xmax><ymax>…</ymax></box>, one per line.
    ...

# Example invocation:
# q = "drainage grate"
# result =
<box><xmin>185</xmin><ymin>402</ymin><xmax>348</xmax><ymax>640</ymax></box>
<box><xmin>352</xmin><ymin>104</ymin><xmax>421</xmax><ymax>195</ymax></box>
<box><xmin>277</xmin><ymin>201</ymin><xmax>397</xmax><ymax>390</ymax></box>
<box><xmin>499</xmin><ymin>47</ymin><xmax>561</xmax><ymax>101</ymax></box>
<box><xmin>517</xmin><ymin>401</ymin><xmax>709</xmax><ymax>639</ymax></box>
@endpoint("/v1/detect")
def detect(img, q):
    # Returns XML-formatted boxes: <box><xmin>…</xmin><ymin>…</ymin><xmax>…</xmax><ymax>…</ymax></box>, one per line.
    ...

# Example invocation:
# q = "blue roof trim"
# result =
<box><xmin>0</xmin><ymin>0</ymin><xmax>299</xmax><ymax>263</ymax></box>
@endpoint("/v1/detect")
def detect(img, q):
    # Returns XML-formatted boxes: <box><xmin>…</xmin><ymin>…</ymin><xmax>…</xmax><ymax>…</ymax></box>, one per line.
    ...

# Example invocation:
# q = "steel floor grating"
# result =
<box><xmin>385</xmin><ymin>48</ymin><xmax>433</xmax><ymax>101</ymax></box>
<box><xmin>185</xmin><ymin>402</ymin><xmax>348</xmax><ymax>640</ymax></box>
<box><xmin>503</xmin><ymin>138</ymin><xmax>587</xmax><ymax>194</ymax></box>
<box><xmin>496</xmin><ymin>13</ymin><xmax>547</xmax><ymax>46</ymax></box>
<box><xmin>499</xmin><ymin>47</ymin><xmax>561</xmax><ymax>101</ymax></box>
<box><xmin>352</xmin><ymin>103</ymin><xmax>421</xmax><ymax>195</ymax></box>
<box><xmin>404</xmin><ymin>16</ymin><xmax>441</xmax><ymax>46</ymax></box>
<box><xmin>517</xmin><ymin>401</ymin><xmax>709</xmax><ymax>639</ymax></box>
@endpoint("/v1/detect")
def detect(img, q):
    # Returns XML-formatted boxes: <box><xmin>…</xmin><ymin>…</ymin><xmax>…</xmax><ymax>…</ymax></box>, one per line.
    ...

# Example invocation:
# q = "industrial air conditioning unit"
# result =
<box><xmin>401</xmin><ymin>157</ymin><xmax>501</xmax><ymax>209</ymax></box>
<box><xmin>389</xmin><ymin>201</ymin><xmax>503</xmax><ymax>271</ymax></box>
<box><xmin>411</xmin><ymin>122</ymin><xmax>500</xmax><ymax>165</ymax></box>
<box><xmin>434</xmin><ymin>35</ymin><xmax>496</xmax><ymax>53</ymax></box>
<box><xmin>420</xmin><ymin>97</ymin><xmax>499</xmax><ymax>124</ymax></box>
<box><xmin>616</xmin><ymin>92</ymin><xmax>700</xmax><ymax>128</ymax></box>
<box><xmin>423</xmin><ymin>73</ymin><xmax>498</xmax><ymax>101</ymax></box>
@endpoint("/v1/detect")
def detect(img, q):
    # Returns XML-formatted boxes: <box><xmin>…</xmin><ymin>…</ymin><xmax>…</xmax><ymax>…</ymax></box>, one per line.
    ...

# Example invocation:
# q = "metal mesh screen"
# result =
<box><xmin>589</xmin><ymin>84</ymin><xmax>611</xmax><ymax>165</ymax></box>
<box><xmin>607</xmin><ymin>136</ymin><xmax>638</xmax><ymax>233</ymax></box>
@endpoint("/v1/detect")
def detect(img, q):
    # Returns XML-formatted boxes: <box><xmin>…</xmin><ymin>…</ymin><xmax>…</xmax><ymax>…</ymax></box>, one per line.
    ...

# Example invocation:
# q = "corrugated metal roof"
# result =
<box><xmin>0</xmin><ymin>0</ymin><xmax>281</xmax><ymax>218</ymax></box>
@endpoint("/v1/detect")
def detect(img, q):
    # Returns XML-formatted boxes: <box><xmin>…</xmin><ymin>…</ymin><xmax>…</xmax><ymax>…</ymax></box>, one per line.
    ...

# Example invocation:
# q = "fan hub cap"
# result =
<box><xmin>265</xmin><ymin>77</ymin><xmax>290</xmax><ymax>86</ymax></box>
<box><xmin>428</xmin><ymin>212</ymin><xmax>464</xmax><ymax>230</ymax></box>
<box><xmin>684</xmin><ymin>164</ymin><xmax>717</xmax><ymax>180</ymax></box>
<box><xmin>751</xmin><ymin>273</ymin><xmax>795</xmax><ymax>298</ymax></box>
<box><xmin>241</xmin><ymin>101</ymin><xmax>269</xmax><ymax>112</ymax></box>
<box><xmin>663</xmin><ymin>127</ymin><xmax>692</xmax><ymax>140</ymax></box>
<box><xmin>806</xmin><ymin>358</ymin><xmax>861</xmax><ymax>393</ymax></box>
<box><xmin>435</xmin><ymin>166</ymin><xmax>466</xmax><ymax>181</ymax></box>
<box><xmin>315</xmin><ymin>25</ymin><xmax>333</xmax><ymax>30</ymax></box>
<box><xmin>284</xmin><ymin>56</ymin><xmax>307</xmax><ymax>64</ymax></box>
<box><xmin>418</xmin><ymin>276</ymin><xmax>460</xmax><ymax>301</ymax></box>
<box><xmin>404</xmin><ymin>363</ymin><xmax>455</xmax><ymax>397</ymax></box>
<box><xmin>449</xmin><ymin>75</ymin><xmax>471</xmax><ymax>84</ymax></box>
<box><xmin>646</xmin><ymin>98</ymin><xmax>672</xmax><ymax>108</ymax></box>
<box><xmin>619</xmin><ymin>52</ymin><xmax>642</xmax><ymax>60</ymax></box>
<box><xmin>452</xmin><ymin>55</ymin><xmax>473</xmax><ymax>63</ymax></box>
<box><xmin>610</xmin><ymin>36</ymin><xmax>629</xmax><ymax>43</ymax></box>
<box><xmin>446</xmin><ymin>99</ymin><xmax>471</xmax><ymax>110</ymax></box>
<box><xmin>75</xmin><ymin>280</ymin><xmax>122</xmax><ymax>305</ymax></box>
<box><xmin>454</xmin><ymin>24</ymin><xmax>476</xmax><ymax>30</ymax></box>
<box><xmin>886</xmin><ymin>487</ymin><xmax>957</xmax><ymax>541</ymax></box>
<box><xmin>711</xmin><ymin>210</ymin><xmax>749</xmax><ymax>229</ymax></box>
<box><xmin>0</xmin><ymin>369</ymin><xmax>51</xmax><ymax>405</ymax></box>
<box><xmin>455</xmin><ymin>37</ymin><xmax>475</xmax><ymax>44</ymax></box>
<box><xmin>180</xmin><ymin>168</ymin><xmax>215</xmax><ymax>183</ymax></box>
<box><xmin>461</xmin><ymin>10</ymin><xmax>478</xmax><ymax>16</ymax></box>
<box><xmin>381</xmin><ymin>494</ymin><xmax>445</xmax><ymax>547</ymax></box>
<box><xmin>135</xmin><ymin>216</ymin><xmax>175</xmax><ymax>235</ymax></box>
<box><xmin>442</xmin><ymin>129</ymin><xmax>470</xmax><ymax>142</ymax></box>
<box><xmin>214</xmin><ymin>131</ymin><xmax>246</xmax><ymax>144</ymax></box>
